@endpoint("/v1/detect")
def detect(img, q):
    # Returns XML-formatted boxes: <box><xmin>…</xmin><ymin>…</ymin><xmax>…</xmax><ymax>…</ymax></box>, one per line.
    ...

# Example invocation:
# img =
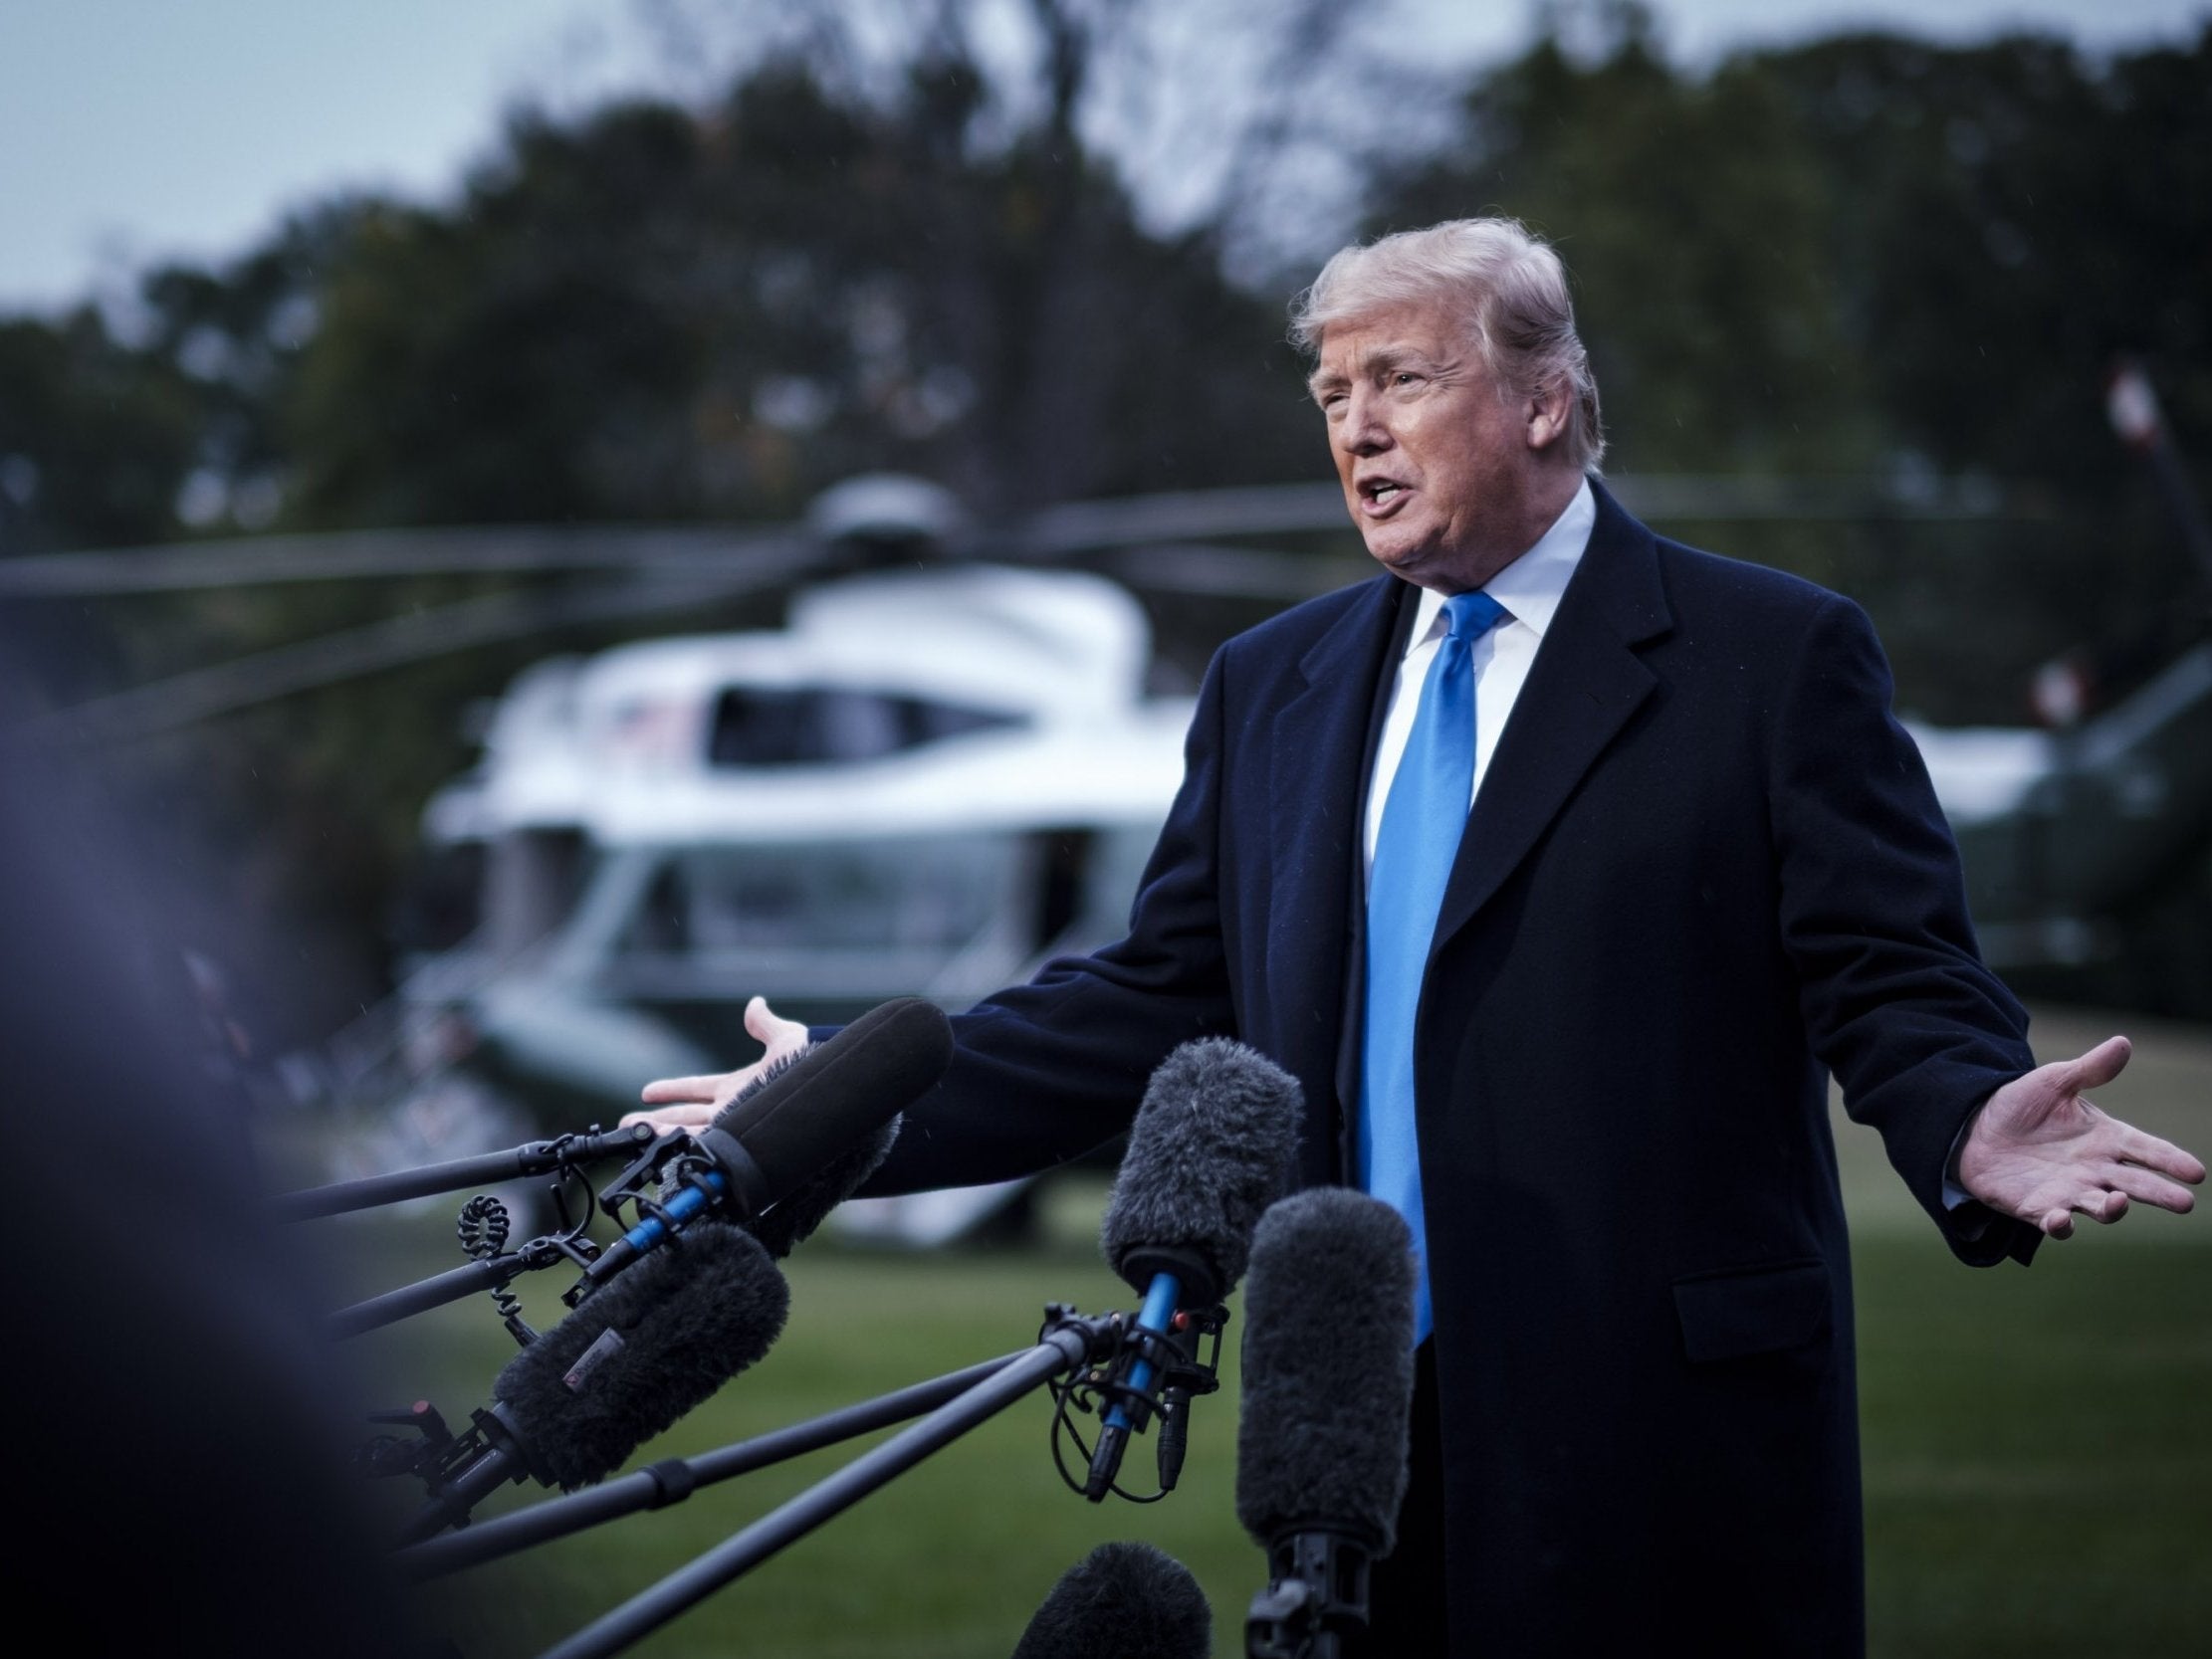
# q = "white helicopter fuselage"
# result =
<box><xmin>396</xmin><ymin>562</ymin><xmax>1192</xmax><ymax>1241</ymax></box>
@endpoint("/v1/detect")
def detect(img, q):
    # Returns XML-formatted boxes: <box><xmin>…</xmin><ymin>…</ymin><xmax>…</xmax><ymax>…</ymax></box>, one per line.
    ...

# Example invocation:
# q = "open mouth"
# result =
<box><xmin>1359</xmin><ymin>479</ymin><xmax>1409</xmax><ymax>513</ymax></box>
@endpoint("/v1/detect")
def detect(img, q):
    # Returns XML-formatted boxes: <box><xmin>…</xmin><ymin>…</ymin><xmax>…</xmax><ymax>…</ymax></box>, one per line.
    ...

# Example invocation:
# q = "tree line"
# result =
<box><xmin>2</xmin><ymin>5</ymin><xmax>2205</xmax><ymax>1035</ymax></box>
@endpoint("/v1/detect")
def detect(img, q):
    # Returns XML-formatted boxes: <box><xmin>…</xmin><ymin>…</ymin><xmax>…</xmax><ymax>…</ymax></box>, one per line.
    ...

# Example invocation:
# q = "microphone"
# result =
<box><xmin>1088</xmin><ymin>1038</ymin><xmax>1302</xmax><ymax>1499</ymax></box>
<box><xmin>737</xmin><ymin>1058</ymin><xmax>903</xmax><ymax>1260</ymax></box>
<box><xmin>402</xmin><ymin>1221</ymin><xmax>788</xmax><ymax>1537</ymax></box>
<box><xmin>1235</xmin><ymin>1189</ymin><xmax>1417</xmax><ymax>1659</ymax></box>
<box><xmin>1011</xmin><ymin>1541</ymin><xmax>1214</xmax><ymax>1659</ymax></box>
<box><xmin>572</xmin><ymin>996</ymin><xmax>952</xmax><ymax>1300</ymax></box>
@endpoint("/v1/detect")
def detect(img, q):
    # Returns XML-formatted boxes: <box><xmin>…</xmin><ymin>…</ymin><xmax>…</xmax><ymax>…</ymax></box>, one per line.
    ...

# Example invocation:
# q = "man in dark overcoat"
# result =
<box><xmin>636</xmin><ymin>218</ymin><xmax>2202</xmax><ymax>1654</ymax></box>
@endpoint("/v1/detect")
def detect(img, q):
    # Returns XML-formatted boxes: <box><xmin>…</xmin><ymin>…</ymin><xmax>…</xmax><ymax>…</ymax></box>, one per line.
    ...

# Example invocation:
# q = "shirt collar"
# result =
<box><xmin>1405</xmin><ymin>476</ymin><xmax>1596</xmax><ymax>651</ymax></box>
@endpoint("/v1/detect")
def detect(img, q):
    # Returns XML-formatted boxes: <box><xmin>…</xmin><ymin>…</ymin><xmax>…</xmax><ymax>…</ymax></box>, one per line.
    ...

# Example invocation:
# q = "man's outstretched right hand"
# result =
<box><xmin>623</xmin><ymin>994</ymin><xmax>811</xmax><ymax>1136</ymax></box>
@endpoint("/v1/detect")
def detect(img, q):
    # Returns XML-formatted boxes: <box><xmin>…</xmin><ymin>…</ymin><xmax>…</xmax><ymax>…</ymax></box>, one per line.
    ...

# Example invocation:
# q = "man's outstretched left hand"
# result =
<box><xmin>1958</xmin><ymin>1035</ymin><xmax>2205</xmax><ymax>1239</ymax></box>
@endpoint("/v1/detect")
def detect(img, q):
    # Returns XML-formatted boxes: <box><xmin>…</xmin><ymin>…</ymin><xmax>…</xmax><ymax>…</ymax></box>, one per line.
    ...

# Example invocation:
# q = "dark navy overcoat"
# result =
<box><xmin>869</xmin><ymin>483</ymin><xmax>2039</xmax><ymax>1653</ymax></box>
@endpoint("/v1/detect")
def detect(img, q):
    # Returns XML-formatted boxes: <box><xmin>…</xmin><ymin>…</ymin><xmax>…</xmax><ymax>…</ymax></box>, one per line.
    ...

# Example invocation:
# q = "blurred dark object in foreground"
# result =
<box><xmin>0</xmin><ymin>718</ymin><xmax>431</xmax><ymax>1653</ymax></box>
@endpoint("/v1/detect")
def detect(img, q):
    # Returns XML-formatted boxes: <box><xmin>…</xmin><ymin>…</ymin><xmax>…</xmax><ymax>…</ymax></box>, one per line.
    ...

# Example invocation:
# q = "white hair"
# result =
<box><xmin>1289</xmin><ymin>217</ymin><xmax>1606</xmax><ymax>473</ymax></box>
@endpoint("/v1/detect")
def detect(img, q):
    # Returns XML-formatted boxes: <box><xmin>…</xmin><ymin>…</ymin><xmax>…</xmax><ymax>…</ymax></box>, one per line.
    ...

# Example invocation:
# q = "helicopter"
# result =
<box><xmin>375</xmin><ymin>482</ymin><xmax>1203</xmax><ymax>1240</ymax></box>
<box><xmin>388</xmin><ymin>486</ymin><xmax>1195</xmax><ymax>1118</ymax></box>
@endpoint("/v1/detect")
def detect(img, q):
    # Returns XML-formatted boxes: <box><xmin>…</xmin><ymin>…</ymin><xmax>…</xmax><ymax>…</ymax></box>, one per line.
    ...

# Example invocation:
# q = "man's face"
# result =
<box><xmin>1309</xmin><ymin>298</ymin><xmax>1552</xmax><ymax>594</ymax></box>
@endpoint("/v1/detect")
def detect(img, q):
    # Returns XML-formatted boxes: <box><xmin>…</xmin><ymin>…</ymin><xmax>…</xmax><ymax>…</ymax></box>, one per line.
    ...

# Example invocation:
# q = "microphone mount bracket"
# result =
<box><xmin>1043</xmin><ymin>1301</ymin><xmax>1226</xmax><ymax>1505</ymax></box>
<box><xmin>1246</xmin><ymin>1526</ymin><xmax>1377</xmax><ymax>1659</ymax></box>
<box><xmin>595</xmin><ymin>1135</ymin><xmax>724</xmax><ymax>1230</ymax></box>
<box><xmin>353</xmin><ymin>1399</ymin><xmax>455</xmax><ymax>1481</ymax></box>
<box><xmin>564</xmin><ymin>1135</ymin><xmax>737</xmax><ymax>1308</ymax></box>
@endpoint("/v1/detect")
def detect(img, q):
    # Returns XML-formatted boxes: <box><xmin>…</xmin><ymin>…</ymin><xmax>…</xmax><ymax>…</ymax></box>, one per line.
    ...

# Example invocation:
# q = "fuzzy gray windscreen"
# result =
<box><xmin>1099</xmin><ymin>1037</ymin><xmax>1303</xmax><ymax>1304</ymax></box>
<box><xmin>1009</xmin><ymin>1541</ymin><xmax>1213</xmax><ymax>1659</ymax></box>
<box><xmin>1235</xmin><ymin>1187</ymin><xmax>1417</xmax><ymax>1553</ymax></box>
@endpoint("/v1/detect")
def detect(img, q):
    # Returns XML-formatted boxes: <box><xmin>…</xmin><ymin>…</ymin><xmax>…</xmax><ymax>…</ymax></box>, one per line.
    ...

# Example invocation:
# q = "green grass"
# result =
<box><xmin>338</xmin><ymin>1005</ymin><xmax>2210</xmax><ymax>1657</ymax></box>
<box><xmin>1855</xmin><ymin>1231</ymin><xmax>2211</xmax><ymax>1657</ymax></box>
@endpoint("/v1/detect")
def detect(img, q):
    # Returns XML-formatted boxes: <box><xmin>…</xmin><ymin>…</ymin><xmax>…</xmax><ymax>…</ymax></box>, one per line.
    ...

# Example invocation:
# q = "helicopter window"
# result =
<box><xmin>905</xmin><ymin>699</ymin><xmax>1020</xmax><ymax>744</ymax></box>
<box><xmin>617</xmin><ymin>836</ymin><xmax>1018</xmax><ymax>955</ymax></box>
<box><xmin>708</xmin><ymin>688</ymin><xmax>1020</xmax><ymax>766</ymax></box>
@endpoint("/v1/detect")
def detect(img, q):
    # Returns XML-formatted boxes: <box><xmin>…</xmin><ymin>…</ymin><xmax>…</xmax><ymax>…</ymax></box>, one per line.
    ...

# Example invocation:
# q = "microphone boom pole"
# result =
<box><xmin>275</xmin><ymin>1125</ymin><xmax>656</xmax><ymax>1220</ymax></box>
<box><xmin>537</xmin><ymin>1308</ymin><xmax>1123</xmax><ymax>1659</ymax></box>
<box><xmin>329</xmin><ymin>1251</ymin><xmax>546</xmax><ymax>1342</ymax></box>
<box><xmin>394</xmin><ymin>1348</ymin><xmax>1031</xmax><ymax>1580</ymax></box>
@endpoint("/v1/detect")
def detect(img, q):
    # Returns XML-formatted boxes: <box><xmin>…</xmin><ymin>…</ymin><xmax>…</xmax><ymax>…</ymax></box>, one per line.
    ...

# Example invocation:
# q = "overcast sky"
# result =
<box><xmin>1</xmin><ymin>0</ymin><xmax>2203</xmax><ymax>313</ymax></box>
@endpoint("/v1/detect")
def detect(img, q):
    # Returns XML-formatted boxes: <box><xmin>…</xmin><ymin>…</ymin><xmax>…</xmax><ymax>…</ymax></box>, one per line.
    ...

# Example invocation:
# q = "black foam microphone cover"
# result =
<box><xmin>699</xmin><ymin>996</ymin><xmax>952</xmax><ymax>1219</ymax></box>
<box><xmin>1099</xmin><ymin>1038</ymin><xmax>1302</xmax><ymax>1306</ymax></box>
<box><xmin>1235</xmin><ymin>1188</ymin><xmax>1417</xmax><ymax>1555</ymax></box>
<box><xmin>492</xmin><ymin>1221</ymin><xmax>788</xmax><ymax>1490</ymax></box>
<box><xmin>1010</xmin><ymin>1541</ymin><xmax>1214</xmax><ymax>1659</ymax></box>
<box><xmin>750</xmin><ymin>1111</ymin><xmax>903</xmax><ymax>1256</ymax></box>
<box><xmin>711</xmin><ymin>1046</ymin><xmax>904</xmax><ymax>1257</ymax></box>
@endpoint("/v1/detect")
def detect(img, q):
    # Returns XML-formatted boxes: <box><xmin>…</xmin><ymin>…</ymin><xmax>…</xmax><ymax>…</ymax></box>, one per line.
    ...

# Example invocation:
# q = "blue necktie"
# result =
<box><xmin>1360</xmin><ymin>590</ymin><xmax>1508</xmax><ymax>1345</ymax></box>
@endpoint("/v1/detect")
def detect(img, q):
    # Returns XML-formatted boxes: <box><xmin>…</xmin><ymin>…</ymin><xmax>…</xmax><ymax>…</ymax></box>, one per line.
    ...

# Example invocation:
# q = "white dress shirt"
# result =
<box><xmin>1362</xmin><ymin>478</ymin><xmax>1597</xmax><ymax>875</ymax></box>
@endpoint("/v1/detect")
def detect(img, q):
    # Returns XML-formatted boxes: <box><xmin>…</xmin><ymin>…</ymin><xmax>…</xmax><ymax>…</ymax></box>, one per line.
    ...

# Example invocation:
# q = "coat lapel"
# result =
<box><xmin>1267</xmin><ymin>576</ymin><xmax>1405</xmax><ymax>1161</ymax></box>
<box><xmin>1431</xmin><ymin>483</ymin><xmax>1673</xmax><ymax>955</ymax></box>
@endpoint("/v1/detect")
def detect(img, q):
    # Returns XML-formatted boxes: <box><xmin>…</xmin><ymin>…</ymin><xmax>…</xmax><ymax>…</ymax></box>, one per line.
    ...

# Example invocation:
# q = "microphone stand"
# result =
<box><xmin>329</xmin><ymin>1251</ymin><xmax>552</xmax><ymax>1342</ymax></box>
<box><xmin>1245</xmin><ymin>1528</ymin><xmax>1380</xmax><ymax>1659</ymax></box>
<box><xmin>274</xmin><ymin>1125</ymin><xmax>657</xmax><ymax>1220</ymax></box>
<box><xmin>537</xmin><ymin>1307</ymin><xmax>1125</xmax><ymax>1659</ymax></box>
<box><xmin>394</xmin><ymin>1348</ymin><xmax>1031</xmax><ymax>1577</ymax></box>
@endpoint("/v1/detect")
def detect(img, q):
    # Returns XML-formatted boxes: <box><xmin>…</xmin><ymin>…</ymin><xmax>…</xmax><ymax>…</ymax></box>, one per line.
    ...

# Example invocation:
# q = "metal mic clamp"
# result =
<box><xmin>1061</xmin><ymin>1302</ymin><xmax>1225</xmax><ymax>1503</ymax></box>
<box><xmin>1081</xmin><ymin>1314</ymin><xmax>1178</xmax><ymax>1499</ymax></box>
<box><xmin>565</xmin><ymin>1139</ymin><xmax>736</xmax><ymax>1307</ymax></box>
<box><xmin>393</xmin><ymin>1403</ymin><xmax>536</xmax><ymax>1545</ymax></box>
<box><xmin>1245</xmin><ymin>1528</ymin><xmax>1376</xmax><ymax>1659</ymax></box>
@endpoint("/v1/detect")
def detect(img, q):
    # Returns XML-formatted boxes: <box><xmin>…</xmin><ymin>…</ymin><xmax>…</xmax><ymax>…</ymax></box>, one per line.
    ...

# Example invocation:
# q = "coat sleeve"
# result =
<box><xmin>859</xmin><ymin>648</ymin><xmax>1241</xmax><ymax>1194</ymax></box>
<box><xmin>1768</xmin><ymin>592</ymin><xmax>2041</xmax><ymax>1266</ymax></box>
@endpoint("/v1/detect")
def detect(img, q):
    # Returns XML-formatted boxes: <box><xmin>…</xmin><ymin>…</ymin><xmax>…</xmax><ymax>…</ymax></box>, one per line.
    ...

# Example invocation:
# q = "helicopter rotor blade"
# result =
<box><xmin>0</xmin><ymin>524</ymin><xmax>810</xmax><ymax>597</ymax></box>
<box><xmin>971</xmin><ymin>471</ymin><xmax>2022</xmax><ymax>564</ymax></box>
<box><xmin>1099</xmin><ymin>542</ymin><xmax>1361</xmax><ymax>602</ymax></box>
<box><xmin>991</xmin><ymin>483</ymin><xmax>1348</xmax><ymax>559</ymax></box>
<box><xmin>12</xmin><ymin>559</ymin><xmax>814</xmax><ymax>748</ymax></box>
<box><xmin>0</xmin><ymin>475</ymin><xmax>2025</xmax><ymax>602</ymax></box>
<box><xmin>1</xmin><ymin>470</ymin><xmax>2038</xmax><ymax>746</ymax></box>
<box><xmin>1605</xmin><ymin>473</ymin><xmax>2014</xmax><ymax>522</ymax></box>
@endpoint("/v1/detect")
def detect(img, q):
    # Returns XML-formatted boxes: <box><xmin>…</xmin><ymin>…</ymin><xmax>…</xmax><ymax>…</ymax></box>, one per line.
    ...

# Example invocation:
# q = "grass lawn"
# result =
<box><xmin>1845</xmin><ymin>1007</ymin><xmax>2212</xmax><ymax>1658</ymax></box>
<box><xmin>339</xmin><ymin>1005</ymin><xmax>2209</xmax><ymax>1657</ymax></box>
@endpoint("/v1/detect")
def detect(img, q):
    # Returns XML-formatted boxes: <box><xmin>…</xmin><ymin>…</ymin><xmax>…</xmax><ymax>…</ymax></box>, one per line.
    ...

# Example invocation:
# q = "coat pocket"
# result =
<box><xmin>1672</xmin><ymin>1258</ymin><xmax>1832</xmax><ymax>1363</ymax></box>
